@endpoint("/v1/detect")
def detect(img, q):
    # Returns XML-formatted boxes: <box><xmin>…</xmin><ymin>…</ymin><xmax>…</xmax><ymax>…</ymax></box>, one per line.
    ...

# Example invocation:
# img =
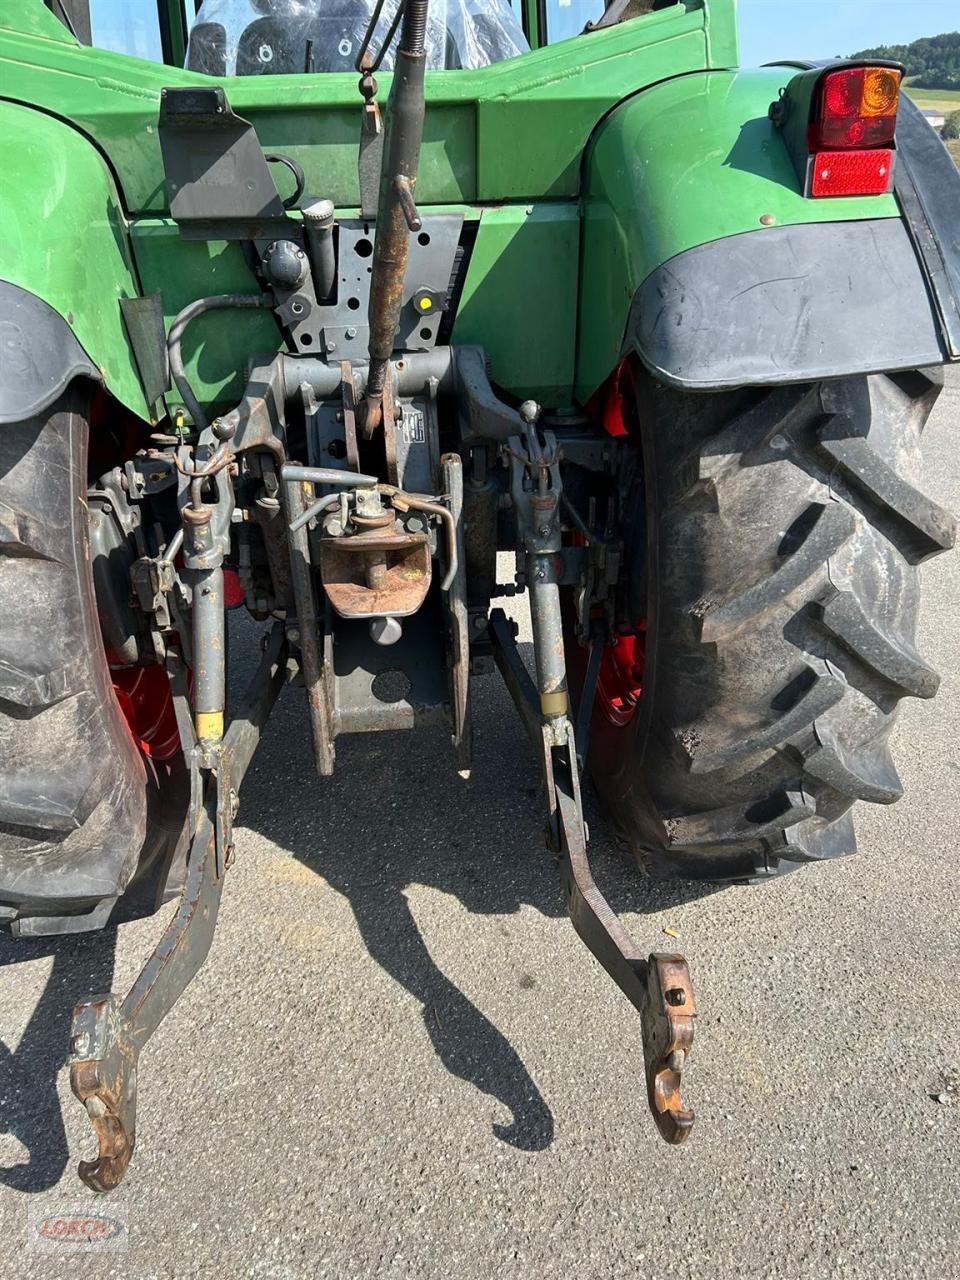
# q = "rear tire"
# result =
<box><xmin>579</xmin><ymin>368</ymin><xmax>956</xmax><ymax>881</ymax></box>
<box><xmin>0</xmin><ymin>387</ymin><xmax>187</xmax><ymax>934</ymax></box>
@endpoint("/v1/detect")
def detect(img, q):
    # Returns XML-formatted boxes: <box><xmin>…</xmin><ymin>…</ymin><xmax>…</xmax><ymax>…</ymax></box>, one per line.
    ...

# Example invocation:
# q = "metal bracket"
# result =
<box><xmin>489</xmin><ymin>609</ymin><xmax>697</xmax><ymax>1145</ymax></box>
<box><xmin>443</xmin><ymin>452</ymin><xmax>471</xmax><ymax>773</ymax></box>
<box><xmin>68</xmin><ymin>623</ymin><xmax>289</xmax><ymax>1192</ymax></box>
<box><xmin>118</xmin><ymin>293</ymin><xmax>170</xmax><ymax>412</ymax></box>
<box><xmin>158</xmin><ymin>86</ymin><xmax>290</xmax><ymax>241</ymax></box>
<box><xmin>358</xmin><ymin>84</ymin><xmax>384</xmax><ymax>222</ymax></box>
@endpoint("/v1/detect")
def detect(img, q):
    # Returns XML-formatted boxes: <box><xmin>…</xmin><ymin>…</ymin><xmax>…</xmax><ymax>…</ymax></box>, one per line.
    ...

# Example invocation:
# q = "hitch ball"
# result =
<box><xmin>370</xmin><ymin>616</ymin><xmax>403</xmax><ymax>647</ymax></box>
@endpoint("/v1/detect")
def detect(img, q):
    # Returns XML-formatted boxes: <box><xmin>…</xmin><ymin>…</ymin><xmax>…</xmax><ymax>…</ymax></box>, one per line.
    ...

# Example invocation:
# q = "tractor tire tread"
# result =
<box><xmin>586</xmin><ymin>369</ymin><xmax>953</xmax><ymax>881</ymax></box>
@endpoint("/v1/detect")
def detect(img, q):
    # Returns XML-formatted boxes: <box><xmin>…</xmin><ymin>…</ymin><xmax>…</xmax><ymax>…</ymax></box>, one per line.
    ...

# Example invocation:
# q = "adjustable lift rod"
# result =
<box><xmin>361</xmin><ymin>0</ymin><xmax>429</xmax><ymax>434</ymax></box>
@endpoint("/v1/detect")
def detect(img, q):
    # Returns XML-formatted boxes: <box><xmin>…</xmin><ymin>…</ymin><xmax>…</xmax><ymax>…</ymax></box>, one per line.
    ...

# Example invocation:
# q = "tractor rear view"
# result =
<box><xmin>0</xmin><ymin>0</ymin><xmax>957</xmax><ymax>1190</ymax></box>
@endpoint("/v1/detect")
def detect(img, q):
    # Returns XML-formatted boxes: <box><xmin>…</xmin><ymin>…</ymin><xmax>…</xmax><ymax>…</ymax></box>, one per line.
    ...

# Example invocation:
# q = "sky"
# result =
<box><xmin>737</xmin><ymin>0</ymin><xmax>959</xmax><ymax>67</ymax></box>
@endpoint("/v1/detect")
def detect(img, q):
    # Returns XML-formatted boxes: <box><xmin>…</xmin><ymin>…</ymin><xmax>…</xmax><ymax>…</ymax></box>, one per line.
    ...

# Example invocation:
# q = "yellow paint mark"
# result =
<box><xmin>540</xmin><ymin>691</ymin><xmax>568</xmax><ymax>716</ymax></box>
<box><xmin>196</xmin><ymin>710</ymin><xmax>223</xmax><ymax>741</ymax></box>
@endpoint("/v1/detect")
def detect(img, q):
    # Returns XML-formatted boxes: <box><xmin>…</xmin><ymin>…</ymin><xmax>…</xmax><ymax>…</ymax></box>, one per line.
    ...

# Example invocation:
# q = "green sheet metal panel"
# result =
<box><xmin>0</xmin><ymin>0</ymin><xmax>75</xmax><ymax>42</ymax></box>
<box><xmin>130</xmin><ymin>221</ymin><xmax>281</xmax><ymax>415</ymax></box>
<box><xmin>576</xmin><ymin>67</ymin><xmax>901</xmax><ymax>400</ymax></box>
<box><xmin>453</xmin><ymin>204</ymin><xmax>580</xmax><ymax>404</ymax></box>
<box><xmin>474</xmin><ymin>19</ymin><xmax>709</xmax><ymax>198</ymax></box>
<box><xmin>0</xmin><ymin>99</ymin><xmax>148</xmax><ymax>417</ymax></box>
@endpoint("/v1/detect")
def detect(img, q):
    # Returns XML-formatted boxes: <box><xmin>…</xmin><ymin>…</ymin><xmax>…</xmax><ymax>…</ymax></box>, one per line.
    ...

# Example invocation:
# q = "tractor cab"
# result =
<box><xmin>185</xmin><ymin>0</ymin><xmax>528</xmax><ymax>74</ymax></box>
<box><xmin>74</xmin><ymin>0</ymin><xmax>630</xmax><ymax>69</ymax></box>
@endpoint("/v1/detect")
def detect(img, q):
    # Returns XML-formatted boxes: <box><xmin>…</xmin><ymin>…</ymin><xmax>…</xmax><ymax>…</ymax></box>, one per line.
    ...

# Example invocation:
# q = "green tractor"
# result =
<box><xmin>1</xmin><ymin>0</ymin><xmax>957</xmax><ymax>1191</ymax></box>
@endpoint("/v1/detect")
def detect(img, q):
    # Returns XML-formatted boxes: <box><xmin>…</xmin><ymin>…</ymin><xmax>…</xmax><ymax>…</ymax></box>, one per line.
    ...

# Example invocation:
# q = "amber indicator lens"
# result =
<box><xmin>861</xmin><ymin>67</ymin><xmax>901</xmax><ymax>116</ymax></box>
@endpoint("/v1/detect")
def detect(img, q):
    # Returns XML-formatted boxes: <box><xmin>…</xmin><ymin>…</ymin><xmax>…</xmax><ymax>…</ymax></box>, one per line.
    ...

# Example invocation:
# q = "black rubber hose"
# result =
<box><xmin>167</xmin><ymin>293</ymin><xmax>274</xmax><ymax>432</ymax></box>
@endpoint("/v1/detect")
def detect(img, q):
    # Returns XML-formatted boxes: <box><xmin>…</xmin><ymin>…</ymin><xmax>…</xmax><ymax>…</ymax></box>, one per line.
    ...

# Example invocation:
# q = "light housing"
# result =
<box><xmin>770</xmin><ymin>60</ymin><xmax>903</xmax><ymax>198</ymax></box>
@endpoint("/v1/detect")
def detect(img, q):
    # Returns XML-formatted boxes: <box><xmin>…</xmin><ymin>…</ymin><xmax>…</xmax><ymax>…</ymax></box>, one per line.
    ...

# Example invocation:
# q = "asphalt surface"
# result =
<box><xmin>1</xmin><ymin>371</ymin><xmax>958</xmax><ymax>1280</ymax></box>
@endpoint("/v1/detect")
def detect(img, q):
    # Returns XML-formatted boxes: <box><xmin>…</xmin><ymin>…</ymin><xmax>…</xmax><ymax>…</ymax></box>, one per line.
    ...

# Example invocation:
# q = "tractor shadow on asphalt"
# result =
<box><xmin>0</xmin><ymin>626</ymin><xmax>716</xmax><ymax>1190</ymax></box>
<box><xmin>236</xmin><ymin>627</ymin><xmax>718</xmax><ymax>1157</ymax></box>
<box><xmin>0</xmin><ymin>928</ymin><xmax>118</xmax><ymax>1193</ymax></box>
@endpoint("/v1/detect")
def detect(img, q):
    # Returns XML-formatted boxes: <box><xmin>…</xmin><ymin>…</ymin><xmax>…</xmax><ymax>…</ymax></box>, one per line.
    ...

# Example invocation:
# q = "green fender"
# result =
<box><xmin>0</xmin><ymin>101</ymin><xmax>150</xmax><ymax>421</ymax></box>
<box><xmin>576</xmin><ymin>67</ymin><xmax>916</xmax><ymax>400</ymax></box>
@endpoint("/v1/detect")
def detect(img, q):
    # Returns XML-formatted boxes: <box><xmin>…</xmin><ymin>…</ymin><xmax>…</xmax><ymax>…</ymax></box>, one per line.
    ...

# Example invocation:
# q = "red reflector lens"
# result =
<box><xmin>810</xmin><ymin>148</ymin><xmax>894</xmax><ymax>198</ymax></box>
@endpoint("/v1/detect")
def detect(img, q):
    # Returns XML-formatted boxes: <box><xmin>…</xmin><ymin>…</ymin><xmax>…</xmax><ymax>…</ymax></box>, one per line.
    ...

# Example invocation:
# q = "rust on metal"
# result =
<box><xmin>340</xmin><ymin>361</ymin><xmax>361</xmax><ymax>472</ymax></box>
<box><xmin>382</xmin><ymin>363</ymin><xmax>400</xmax><ymax>482</ymax></box>
<box><xmin>69</xmin><ymin>995</ymin><xmax>137</xmax><ymax>1193</ymax></box>
<box><xmin>642</xmin><ymin>954</ymin><xmax>697</xmax><ymax>1144</ymax></box>
<box><xmin>320</xmin><ymin>525</ymin><xmax>431</xmax><ymax>618</ymax></box>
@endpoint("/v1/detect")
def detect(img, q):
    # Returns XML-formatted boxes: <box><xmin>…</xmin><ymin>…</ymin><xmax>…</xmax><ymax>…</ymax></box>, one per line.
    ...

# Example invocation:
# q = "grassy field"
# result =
<box><xmin>903</xmin><ymin>83</ymin><xmax>960</xmax><ymax>165</ymax></box>
<box><xmin>904</xmin><ymin>83</ymin><xmax>960</xmax><ymax>113</ymax></box>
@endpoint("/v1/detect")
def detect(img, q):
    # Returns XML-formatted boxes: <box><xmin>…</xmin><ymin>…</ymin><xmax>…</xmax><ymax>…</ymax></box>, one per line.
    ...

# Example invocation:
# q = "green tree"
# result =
<box><xmin>943</xmin><ymin>110</ymin><xmax>960</xmax><ymax>141</ymax></box>
<box><xmin>849</xmin><ymin>31</ymin><xmax>960</xmax><ymax>90</ymax></box>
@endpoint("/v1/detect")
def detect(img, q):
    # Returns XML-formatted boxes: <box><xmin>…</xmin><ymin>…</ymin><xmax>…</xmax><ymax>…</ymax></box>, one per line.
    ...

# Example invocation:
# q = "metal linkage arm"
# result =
<box><xmin>68</xmin><ymin>624</ymin><xmax>290</xmax><ymax>1192</ymax></box>
<box><xmin>489</xmin><ymin>601</ymin><xmax>698</xmax><ymax>1146</ymax></box>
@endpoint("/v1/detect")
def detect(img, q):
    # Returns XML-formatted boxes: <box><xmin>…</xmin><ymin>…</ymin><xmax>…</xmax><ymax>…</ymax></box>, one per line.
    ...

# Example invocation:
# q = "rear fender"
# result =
<box><xmin>577</xmin><ymin>68</ymin><xmax>958</xmax><ymax>399</ymax></box>
<box><xmin>0</xmin><ymin>102</ymin><xmax>150</xmax><ymax>422</ymax></box>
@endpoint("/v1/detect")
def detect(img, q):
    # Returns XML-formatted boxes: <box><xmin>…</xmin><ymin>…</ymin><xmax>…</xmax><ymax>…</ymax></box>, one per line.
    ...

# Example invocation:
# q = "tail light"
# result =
<box><xmin>770</xmin><ymin>60</ymin><xmax>903</xmax><ymax>199</ymax></box>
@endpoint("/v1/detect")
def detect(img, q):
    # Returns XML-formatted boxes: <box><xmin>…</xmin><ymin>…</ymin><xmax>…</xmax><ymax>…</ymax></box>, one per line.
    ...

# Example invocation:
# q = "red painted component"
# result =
<box><xmin>223</xmin><ymin>567</ymin><xmax>246</xmax><ymax>609</ymax></box>
<box><xmin>571</xmin><ymin>357</ymin><xmax>648</xmax><ymax>731</ymax></box>
<box><xmin>112</xmin><ymin>664</ymin><xmax>182</xmax><ymax>761</ymax></box>
<box><xmin>599</xmin><ymin>359</ymin><xmax>635</xmax><ymax>438</ymax></box>
<box><xmin>596</xmin><ymin>623</ymin><xmax>646</xmax><ymax>728</ymax></box>
<box><xmin>809</xmin><ymin>148</ymin><xmax>894</xmax><ymax>198</ymax></box>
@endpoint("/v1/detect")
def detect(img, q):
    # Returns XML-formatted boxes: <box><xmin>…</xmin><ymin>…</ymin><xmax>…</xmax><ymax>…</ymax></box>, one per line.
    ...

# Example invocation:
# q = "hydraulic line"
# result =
<box><xmin>167</xmin><ymin>293</ymin><xmax>274</xmax><ymax>432</ymax></box>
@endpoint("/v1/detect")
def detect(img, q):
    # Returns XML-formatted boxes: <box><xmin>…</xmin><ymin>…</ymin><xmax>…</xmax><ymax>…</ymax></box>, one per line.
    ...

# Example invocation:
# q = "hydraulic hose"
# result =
<box><xmin>168</xmin><ymin>293</ymin><xmax>274</xmax><ymax>432</ymax></box>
